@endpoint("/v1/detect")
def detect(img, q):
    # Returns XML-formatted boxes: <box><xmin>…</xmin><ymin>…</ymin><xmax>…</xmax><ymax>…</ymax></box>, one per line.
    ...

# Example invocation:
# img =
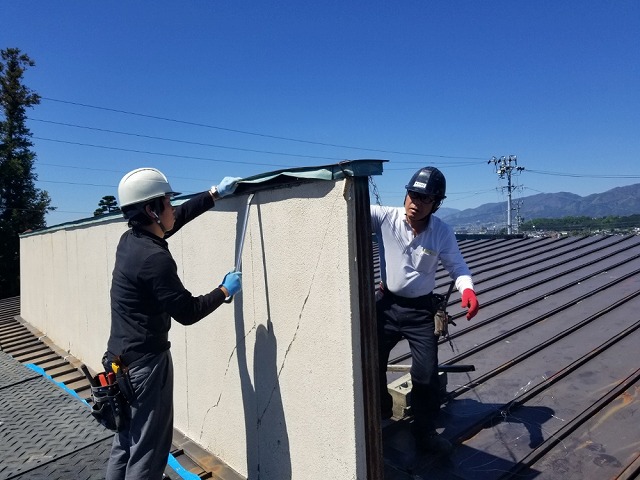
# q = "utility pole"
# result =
<box><xmin>488</xmin><ymin>155</ymin><xmax>524</xmax><ymax>235</ymax></box>
<box><xmin>514</xmin><ymin>199</ymin><xmax>524</xmax><ymax>234</ymax></box>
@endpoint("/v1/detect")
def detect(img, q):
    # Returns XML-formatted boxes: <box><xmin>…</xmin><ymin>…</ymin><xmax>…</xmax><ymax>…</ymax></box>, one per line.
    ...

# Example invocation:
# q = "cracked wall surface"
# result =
<box><xmin>20</xmin><ymin>177</ymin><xmax>367</xmax><ymax>480</ymax></box>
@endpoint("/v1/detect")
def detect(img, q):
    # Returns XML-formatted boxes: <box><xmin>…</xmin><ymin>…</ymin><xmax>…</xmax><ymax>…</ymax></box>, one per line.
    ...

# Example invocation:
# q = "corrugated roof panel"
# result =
<box><xmin>384</xmin><ymin>234</ymin><xmax>640</xmax><ymax>480</ymax></box>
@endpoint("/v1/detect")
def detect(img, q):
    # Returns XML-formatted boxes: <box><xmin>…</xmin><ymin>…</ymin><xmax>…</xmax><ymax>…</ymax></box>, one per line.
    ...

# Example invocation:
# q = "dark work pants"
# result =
<box><xmin>106</xmin><ymin>350</ymin><xmax>174</xmax><ymax>480</ymax></box>
<box><xmin>377</xmin><ymin>293</ymin><xmax>441</xmax><ymax>434</ymax></box>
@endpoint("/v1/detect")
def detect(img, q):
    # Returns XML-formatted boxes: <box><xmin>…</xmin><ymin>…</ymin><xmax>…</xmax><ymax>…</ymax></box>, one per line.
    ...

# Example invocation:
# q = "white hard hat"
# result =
<box><xmin>117</xmin><ymin>167</ymin><xmax>181</xmax><ymax>208</ymax></box>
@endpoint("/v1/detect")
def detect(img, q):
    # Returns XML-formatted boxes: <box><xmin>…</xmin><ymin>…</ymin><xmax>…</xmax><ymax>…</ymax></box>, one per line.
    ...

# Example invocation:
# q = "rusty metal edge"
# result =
<box><xmin>352</xmin><ymin>175</ymin><xmax>384</xmax><ymax>480</ymax></box>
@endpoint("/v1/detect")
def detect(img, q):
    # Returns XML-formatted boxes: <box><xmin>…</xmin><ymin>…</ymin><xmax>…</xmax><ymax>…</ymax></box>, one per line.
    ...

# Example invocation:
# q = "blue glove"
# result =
<box><xmin>216</xmin><ymin>177</ymin><xmax>242</xmax><ymax>198</ymax></box>
<box><xmin>220</xmin><ymin>270</ymin><xmax>242</xmax><ymax>296</ymax></box>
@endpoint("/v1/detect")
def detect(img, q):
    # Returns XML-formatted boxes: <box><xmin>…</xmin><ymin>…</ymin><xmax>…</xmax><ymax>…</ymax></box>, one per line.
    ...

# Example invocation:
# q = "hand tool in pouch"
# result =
<box><xmin>225</xmin><ymin>193</ymin><xmax>254</xmax><ymax>303</ymax></box>
<box><xmin>434</xmin><ymin>280</ymin><xmax>457</xmax><ymax>351</ymax></box>
<box><xmin>112</xmin><ymin>358</ymin><xmax>136</xmax><ymax>403</ymax></box>
<box><xmin>84</xmin><ymin>362</ymin><xmax>129</xmax><ymax>432</ymax></box>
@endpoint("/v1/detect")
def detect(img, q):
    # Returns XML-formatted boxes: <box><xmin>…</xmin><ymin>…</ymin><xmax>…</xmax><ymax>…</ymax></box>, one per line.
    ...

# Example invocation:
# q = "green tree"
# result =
<box><xmin>94</xmin><ymin>195</ymin><xmax>120</xmax><ymax>216</ymax></box>
<box><xmin>0</xmin><ymin>48</ymin><xmax>53</xmax><ymax>298</ymax></box>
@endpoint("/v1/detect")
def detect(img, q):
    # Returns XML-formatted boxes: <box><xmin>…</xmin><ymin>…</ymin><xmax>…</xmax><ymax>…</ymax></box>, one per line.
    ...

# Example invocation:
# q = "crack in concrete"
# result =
<box><xmin>198</xmin><ymin>322</ymin><xmax>257</xmax><ymax>440</ymax></box>
<box><xmin>257</xmin><ymin>188</ymin><xmax>343</xmax><ymax>422</ymax></box>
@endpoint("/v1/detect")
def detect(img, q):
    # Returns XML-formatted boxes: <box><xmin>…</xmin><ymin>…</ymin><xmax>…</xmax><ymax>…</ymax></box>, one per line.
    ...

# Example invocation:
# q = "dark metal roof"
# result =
<box><xmin>383</xmin><ymin>234</ymin><xmax>640</xmax><ymax>480</ymax></box>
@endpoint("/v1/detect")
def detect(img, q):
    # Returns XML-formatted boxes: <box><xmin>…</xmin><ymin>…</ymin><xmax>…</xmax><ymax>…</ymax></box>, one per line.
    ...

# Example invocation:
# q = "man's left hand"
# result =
<box><xmin>461</xmin><ymin>289</ymin><xmax>479</xmax><ymax>320</ymax></box>
<box><xmin>217</xmin><ymin>177</ymin><xmax>242</xmax><ymax>198</ymax></box>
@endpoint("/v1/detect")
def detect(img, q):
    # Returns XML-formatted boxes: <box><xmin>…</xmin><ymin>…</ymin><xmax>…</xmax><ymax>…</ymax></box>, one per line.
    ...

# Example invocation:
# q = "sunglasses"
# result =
<box><xmin>407</xmin><ymin>191</ymin><xmax>437</xmax><ymax>205</ymax></box>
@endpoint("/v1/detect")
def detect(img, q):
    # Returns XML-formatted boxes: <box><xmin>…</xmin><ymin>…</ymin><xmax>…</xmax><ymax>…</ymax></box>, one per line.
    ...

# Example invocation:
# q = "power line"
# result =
<box><xmin>40</xmin><ymin>97</ymin><xmax>488</xmax><ymax>160</ymax></box>
<box><xmin>33</xmin><ymin>137</ymin><xmax>297</xmax><ymax>168</ymax></box>
<box><xmin>384</xmin><ymin>162</ymin><xmax>485</xmax><ymax>170</ymax></box>
<box><xmin>31</xmin><ymin>118</ymin><xmax>490</xmax><ymax>166</ymax></box>
<box><xmin>2</xmin><ymin>206</ymin><xmax>90</xmax><ymax>215</ymax></box>
<box><xmin>30</xmin><ymin>118</ymin><xmax>345</xmax><ymax>161</ymax></box>
<box><xmin>38</xmin><ymin>179</ymin><xmax>116</xmax><ymax>188</ymax></box>
<box><xmin>377</xmin><ymin>188</ymin><xmax>496</xmax><ymax>197</ymax></box>
<box><xmin>36</xmin><ymin>163</ymin><xmax>220</xmax><ymax>184</ymax></box>
<box><xmin>527</xmin><ymin>169</ymin><xmax>640</xmax><ymax>179</ymax></box>
<box><xmin>33</xmin><ymin>99</ymin><xmax>638</xmax><ymax>178</ymax></box>
<box><xmin>37</xmin><ymin>162</ymin><xmax>121</xmax><ymax>173</ymax></box>
<box><xmin>30</xmin><ymin>98</ymin><xmax>640</xmax><ymax>222</ymax></box>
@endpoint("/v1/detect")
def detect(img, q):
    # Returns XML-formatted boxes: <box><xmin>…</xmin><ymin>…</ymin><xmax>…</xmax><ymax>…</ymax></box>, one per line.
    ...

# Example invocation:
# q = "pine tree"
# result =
<box><xmin>0</xmin><ymin>47</ymin><xmax>54</xmax><ymax>298</ymax></box>
<box><xmin>94</xmin><ymin>195</ymin><xmax>120</xmax><ymax>216</ymax></box>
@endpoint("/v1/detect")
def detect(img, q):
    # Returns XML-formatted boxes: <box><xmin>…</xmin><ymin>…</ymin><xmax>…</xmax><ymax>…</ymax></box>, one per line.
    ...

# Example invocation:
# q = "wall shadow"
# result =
<box><xmin>234</xmin><ymin>202</ymin><xmax>291</xmax><ymax>479</ymax></box>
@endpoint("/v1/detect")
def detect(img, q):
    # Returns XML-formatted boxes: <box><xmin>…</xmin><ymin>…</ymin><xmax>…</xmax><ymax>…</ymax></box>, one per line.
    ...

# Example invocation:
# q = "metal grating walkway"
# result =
<box><xmin>0</xmin><ymin>351</ymin><xmax>113</xmax><ymax>479</ymax></box>
<box><xmin>0</xmin><ymin>296</ymin><xmax>242</xmax><ymax>480</ymax></box>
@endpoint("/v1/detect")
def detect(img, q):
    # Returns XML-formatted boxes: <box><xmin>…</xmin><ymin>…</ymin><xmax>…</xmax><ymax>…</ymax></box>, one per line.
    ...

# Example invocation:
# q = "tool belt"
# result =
<box><xmin>381</xmin><ymin>286</ymin><xmax>434</xmax><ymax>309</ymax></box>
<box><xmin>84</xmin><ymin>353</ymin><xmax>137</xmax><ymax>432</ymax></box>
<box><xmin>379</xmin><ymin>283</ymin><xmax>455</xmax><ymax>338</ymax></box>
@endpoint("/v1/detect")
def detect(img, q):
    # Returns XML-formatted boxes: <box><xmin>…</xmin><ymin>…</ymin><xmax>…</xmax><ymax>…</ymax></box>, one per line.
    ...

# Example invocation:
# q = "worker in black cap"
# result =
<box><xmin>371</xmin><ymin>166</ymin><xmax>479</xmax><ymax>455</ymax></box>
<box><xmin>104</xmin><ymin>167</ymin><xmax>242</xmax><ymax>480</ymax></box>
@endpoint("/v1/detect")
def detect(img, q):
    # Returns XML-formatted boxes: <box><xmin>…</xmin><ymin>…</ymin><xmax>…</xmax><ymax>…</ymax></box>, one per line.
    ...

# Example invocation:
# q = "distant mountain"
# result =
<box><xmin>435</xmin><ymin>207</ymin><xmax>460</xmax><ymax>218</ymax></box>
<box><xmin>436</xmin><ymin>183</ymin><xmax>640</xmax><ymax>230</ymax></box>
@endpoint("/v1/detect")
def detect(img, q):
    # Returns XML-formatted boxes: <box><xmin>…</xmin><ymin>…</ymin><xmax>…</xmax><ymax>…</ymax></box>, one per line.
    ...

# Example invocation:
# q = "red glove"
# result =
<box><xmin>461</xmin><ymin>289</ymin><xmax>479</xmax><ymax>320</ymax></box>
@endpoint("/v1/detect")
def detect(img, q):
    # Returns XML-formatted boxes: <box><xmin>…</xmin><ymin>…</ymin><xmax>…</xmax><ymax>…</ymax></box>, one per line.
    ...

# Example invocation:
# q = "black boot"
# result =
<box><xmin>414</xmin><ymin>430</ymin><xmax>453</xmax><ymax>455</ymax></box>
<box><xmin>410</xmin><ymin>381</ymin><xmax>452</xmax><ymax>455</ymax></box>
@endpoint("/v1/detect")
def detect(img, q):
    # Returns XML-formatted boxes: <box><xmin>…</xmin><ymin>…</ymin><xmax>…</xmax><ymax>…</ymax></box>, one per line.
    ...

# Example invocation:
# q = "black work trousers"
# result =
<box><xmin>377</xmin><ymin>291</ymin><xmax>441</xmax><ymax>434</ymax></box>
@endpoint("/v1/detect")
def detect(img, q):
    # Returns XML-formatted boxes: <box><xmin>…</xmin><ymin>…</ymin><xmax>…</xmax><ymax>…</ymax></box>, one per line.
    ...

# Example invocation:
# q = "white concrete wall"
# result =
<box><xmin>20</xmin><ymin>178</ymin><xmax>367</xmax><ymax>480</ymax></box>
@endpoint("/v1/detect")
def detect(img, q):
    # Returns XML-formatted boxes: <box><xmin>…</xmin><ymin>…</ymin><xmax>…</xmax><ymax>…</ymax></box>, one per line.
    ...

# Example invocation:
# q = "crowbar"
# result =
<box><xmin>224</xmin><ymin>193</ymin><xmax>254</xmax><ymax>303</ymax></box>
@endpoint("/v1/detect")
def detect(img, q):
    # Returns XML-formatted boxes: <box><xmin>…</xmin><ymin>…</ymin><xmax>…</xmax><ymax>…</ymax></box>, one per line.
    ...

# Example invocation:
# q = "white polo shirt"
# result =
<box><xmin>371</xmin><ymin>205</ymin><xmax>474</xmax><ymax>298</ymax></box>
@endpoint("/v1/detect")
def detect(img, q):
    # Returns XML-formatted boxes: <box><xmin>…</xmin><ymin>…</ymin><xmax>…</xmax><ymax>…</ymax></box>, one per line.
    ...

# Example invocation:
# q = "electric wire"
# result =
<box><xmin>34</xmin><ymin>98</ymin><xmax>637</xmax><ymax>178</ymax></box>
<box><xmin>33</xmin><ymin>137</ymin><xmax>297</xmax><ymax>168</ymax></box>
<box><xmin>25</xmin><ymin>97</ymin><xmax>640</xmax><ymax>224</ymax></box>
<box><xmin>31</xmin><ymin>126</ymin><xmax>634</xmax><ymax>181</ymax></box>
<box><xmin>40</xmin><ymin>97</ymin><xmax>488</xmax><ymax>160</ymax></box>
<box><xmin>37</xmin><ymin>162</ymin><xmax>222</xmax><ymax>184</ymax></box>
<box><xmin>30</xmin><ymin>118</ymin><xmax>345</xmax><ymax>162</ymax></box>
<box><xmin>527</xmin><ymin>169</ymin><xmax>640</xmax><ymax>179</ymax></box>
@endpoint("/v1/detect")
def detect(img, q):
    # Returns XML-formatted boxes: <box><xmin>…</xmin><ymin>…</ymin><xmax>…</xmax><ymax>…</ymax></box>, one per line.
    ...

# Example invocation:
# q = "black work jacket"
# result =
<box><xmin>107</xmin><ymin>191</ymin><xmax>225</xmax><ymax>360</ymax></box>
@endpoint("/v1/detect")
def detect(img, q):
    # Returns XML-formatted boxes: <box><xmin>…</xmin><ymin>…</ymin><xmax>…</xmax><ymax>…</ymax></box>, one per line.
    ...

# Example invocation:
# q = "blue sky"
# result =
<box><xmin>2</xmin><ymin>1</ymin><xmax>639</xmax><ymax>225</ymax></box>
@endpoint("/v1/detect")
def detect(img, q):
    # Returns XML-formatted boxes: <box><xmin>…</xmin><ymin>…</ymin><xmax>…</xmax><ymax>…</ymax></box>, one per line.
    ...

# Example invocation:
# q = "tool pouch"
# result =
<box><xmin>101</xmin><ymin>352</ymin><xmax>137</xmax><ymax>404</ymax></box>
<box><xmin>90</xmin><ymin>381</ymin><xmax>129</xmax><ymax>432</ymax></box>
<box><xmin>434</xmin><ymin>309</ymin><xmax>449</xmax><ymax>337</ymax></box>
<box><xmin>115</xmin><ymin>368</ymin><xmax>136</xmax><ymax>403</ymax></box>
<box><xmin>432</xmin><ymin>293</ymin><xmax>448</xmax><ymax>336</ymax></box>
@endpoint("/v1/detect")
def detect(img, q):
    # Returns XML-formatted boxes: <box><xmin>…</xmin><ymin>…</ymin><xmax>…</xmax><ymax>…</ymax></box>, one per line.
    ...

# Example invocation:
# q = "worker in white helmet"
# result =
<box><xmin>103</xmin><ymin>167</ymin><xmax>241</xmax><ymax>480</ymax></box>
